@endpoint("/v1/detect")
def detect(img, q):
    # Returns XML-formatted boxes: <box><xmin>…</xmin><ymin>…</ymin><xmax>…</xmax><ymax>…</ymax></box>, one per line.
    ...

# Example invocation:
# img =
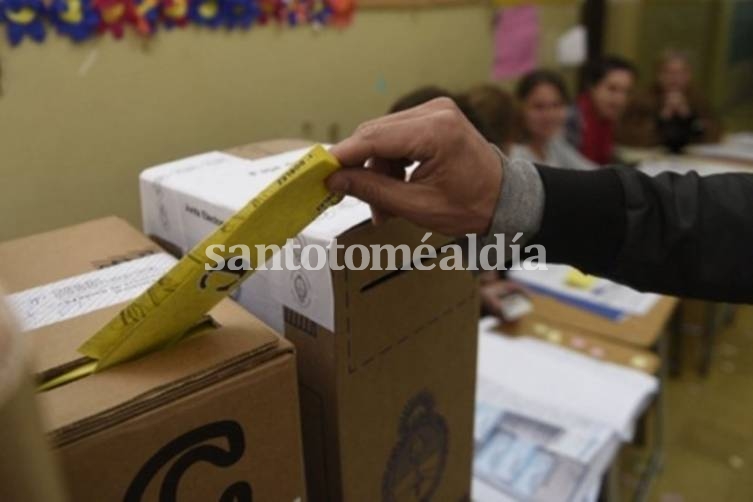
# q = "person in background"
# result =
<box><xmin>390</xmin><ymin>85</ymin><xmax>492</xmax><ymax>143</ymax></box>
<box><xmin>511</xmin><ymin>70</ymin><xmax>597</xmax><ymax>171</ymax></box>
<box><xmin>389</xmin><ymin>86</ymin><xmax>454</xmax><ymax>114</ymax></box>
<box><xmin>462</xmin><ymin>84</ymin><xmax>516</xmax><ymax>154</ymax></box>
<box><xmin>618</xmin><ymin>50</ymin><xmax>722</xmax><ymax>153</ymax></box>
<box><xmin>566</xmin><ymin>56</ymin><xmax>637</xmax><ymax>164</ymax></box>
<box><xmin>326</xmin><ymin>97</ymin><xmax>753</xmax><ymax>304</ymax></box>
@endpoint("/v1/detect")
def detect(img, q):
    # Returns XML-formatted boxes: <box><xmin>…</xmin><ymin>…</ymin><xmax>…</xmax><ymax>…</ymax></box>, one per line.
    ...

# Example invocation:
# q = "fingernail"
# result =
<box><xmin>327</xmin><ymin>174</ymin><xmax>350</xmax><ymax>193</ymax></box>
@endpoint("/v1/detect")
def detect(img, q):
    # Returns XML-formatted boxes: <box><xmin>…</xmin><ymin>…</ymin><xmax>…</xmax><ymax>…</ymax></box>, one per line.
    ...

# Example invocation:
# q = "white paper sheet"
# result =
<box><xmin>472</xmin><ymin>378</ymin><xmax>617</xmax><ymax>502</ymax></box>
<box><xmin>639</xmin><ymin>157</ymin><xmax>753</xmax><ymax>177</ymax></box>
<box><xmin>477</xmin><ymin>318</ymin><xmax>657</xmax><ymax>440</ymax></box>
<box><xmin>508</xmin><ymin>264</ymin><xmax>660</xmax><ymax>319</ymax></box>
<box><xmin>727</xmin><ymin>132</ymin><xmax>753</xmax><ymax>147</ymax></box>
<box><xmin>556</xmin><ymin>25</ymin><xmax>587</xmax><ymax>67</ymax></box>
<box><xmin>5</xmin><ymin>253</ymin><xmax>176</xmax><ymax>332</ymax></box>
<box><xmin>687</xmin><ymin>143</ymin><xmax>753</xmax><ymax>163</ymax></box>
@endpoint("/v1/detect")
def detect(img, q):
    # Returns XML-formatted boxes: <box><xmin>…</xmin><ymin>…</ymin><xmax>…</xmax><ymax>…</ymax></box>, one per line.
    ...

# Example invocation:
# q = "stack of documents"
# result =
<box><xmin>639</xmin><ymin>157</ymin><xmax>752</xmax><ymax>177</ymax></box>
<box><xmin>727</xmin><ymin>132</ymin><xmax>753</xmax><ymax>148</ymax></box>
<box><xmin>688</xmin><ymin>134</ymin><xmax>753</xmax><ymax>164</ymax></box>
<box><xmin>474</xmin><ymin>318</ymin><xmax>658</xmax><ymax>501</ymax></box>
<box><xmin>473</xmin><ymin>379</ymin><xmax>618</xmax><ymax>502</ymax></box>
<box><xmin>508</xmin><ymin>264</ymin><xmax>660</xmax><ymax>321</ymax></box>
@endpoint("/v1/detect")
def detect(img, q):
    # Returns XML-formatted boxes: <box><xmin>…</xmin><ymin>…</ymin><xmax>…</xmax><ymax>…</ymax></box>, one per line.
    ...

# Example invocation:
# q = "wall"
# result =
<box><xmin>605</xmin><ymin>0</ymin><xmax>753</xmax><ymax>132</ymax></box>
<box><xmin>0</xmin><ymin>6</ymin><xmax>496</xmax><ymax>240</ymax></box>
<box><xmin>0</xmin><ymin>2</ymin><xmax>586</xmax><ymax>241</ymax></box>
<box><xmin>709</xmin><ymin>0</ymin><xmax>753</xmax><ymax>130</ymax></box>
<box><xmin>604</xmin><ymin>0</ymin><xmax>642</xmax><ymax>61</ymax></box>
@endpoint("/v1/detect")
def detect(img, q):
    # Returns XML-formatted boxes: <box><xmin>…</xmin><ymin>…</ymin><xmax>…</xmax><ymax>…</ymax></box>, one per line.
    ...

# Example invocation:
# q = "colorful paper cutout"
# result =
<box><xmin>49</xmin><ymin>0</ymin><xmax>99</xmax><ymax>42</ymax></box>
<box><xmin>0</xmin><ymin>0</ymin><xmax>354</xmax><ymax>45</ymax></box>
<box><xmin>129</xmin><ymin>0</ymin><xmax>160</xmax><ymax>35</ymax></box>
<box><xmin>160</xmin><ymin>0</ymin><xmax>188</xmax><ymax>27</ymax></box>
<box><xmin>94</xmin><ymin>0</ymin><xmax>128</xmax><ymax>37</ymax></box>
<box><xmin>222</xmin><ymin>0</ymin><xmax>260</xmax><ymax>29</ymax></box>
<box><xmin>1</xmin><ymin>0</ymin><xmax>46</xmax><ymax>45</ymax></box>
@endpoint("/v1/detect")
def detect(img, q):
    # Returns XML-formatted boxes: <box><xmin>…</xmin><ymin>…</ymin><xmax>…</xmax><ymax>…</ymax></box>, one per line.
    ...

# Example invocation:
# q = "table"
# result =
<box><xmin>512</xmin><ymin>291</ymin><xmax>678</xmax><ymax>502</ymax></box>
<box><xmin>526</xmin><ymin>293</ymin><xmax>678</xmax><ymax>349</ymax></box>
<box><xmin>502</xmin><ymin>314</ymin><xmax>661</xmax><ymax>375</ymax></box>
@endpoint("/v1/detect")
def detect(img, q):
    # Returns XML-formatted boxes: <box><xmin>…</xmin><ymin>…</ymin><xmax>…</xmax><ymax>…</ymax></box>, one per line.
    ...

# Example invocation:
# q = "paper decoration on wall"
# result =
<box><xmin>492</xmin><ymin>5</ymin><xmax>539</xmax><ymax>80</ymax></box>
<box><xmin>160</xmin><ymin>0</ymin><xmax>188</xmax><ymax>28</ymax></box>
<box><xmin>327</xmin><ymin>0</ymin><xmax>353</xmax><ymax>26</ymax></box>
<box><xmin>492</xmin><ymin>0</ymin><xmax>578</xmax><ymax>5</ymax></box>
<box><xmin>556</xmin><ymin>25</ymin><xmax>586</xmax><ymax>67</ymax></box>
<box><xmin>49</xmin><ymin>0</ymin><xmax>99</xmax><ymax>41</ymax></box>
<box><xmin>222</xmin><ymin>0</ymin><xmax>260</xmax><ymax>29</ymax></box>
<box><xmin>0</xmin><ymin>0</ymin><xmax>46</xmax><ymax>45</ymax></box>
<box><xmin>94</xmin><ymin>0</ymin><xmax>128</xmax><ymax>37</ymax></box>
<box><xmin>189</xmin><ymin>0</ymin><xmax>223</xmax><ymax>27</ymax></box>
<box><xmin>0</xmin><ymin>0</ymin><xmax>355</xmax><ymax>45</ymax></box>
<box><xmin>129</xmin><ymin>0</ymin><xmax>160</xmax><ymax>35</ymax></box>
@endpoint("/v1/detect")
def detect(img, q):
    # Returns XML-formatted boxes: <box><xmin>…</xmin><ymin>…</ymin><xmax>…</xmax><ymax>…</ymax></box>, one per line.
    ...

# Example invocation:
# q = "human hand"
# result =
<box><xmin>479</xmin><ymin>280</ymin><xmax>532</xmax><ymax>323</ymax></box>
<box><xmin>326</xmin><ymin>97</ymin><xmax>504</xmax><ymax>236</ymax></box>
<box><xmin>662</xmin><ymin>91</ymin><xmax>690</xmax><ymax>118</ymax></box>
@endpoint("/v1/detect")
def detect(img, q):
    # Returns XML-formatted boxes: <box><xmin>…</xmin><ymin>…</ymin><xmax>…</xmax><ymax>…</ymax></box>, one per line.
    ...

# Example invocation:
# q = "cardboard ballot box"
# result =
<box><xmin>141</xmin><ymin>140</ymin><xmax>480</xmax><ymax>501</ymax></box>
<box><xmin>0</xmin><ymin>217</ymin><xmax>306</xmax><ymax>502</ymax></box>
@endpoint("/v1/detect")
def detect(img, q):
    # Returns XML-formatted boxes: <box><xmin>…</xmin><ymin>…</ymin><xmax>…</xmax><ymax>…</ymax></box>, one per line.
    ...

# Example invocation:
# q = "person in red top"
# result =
<box><xmin>565</xmin><ymin>56</ymin><xmax>637</xmax><ymax>164</ymax></box>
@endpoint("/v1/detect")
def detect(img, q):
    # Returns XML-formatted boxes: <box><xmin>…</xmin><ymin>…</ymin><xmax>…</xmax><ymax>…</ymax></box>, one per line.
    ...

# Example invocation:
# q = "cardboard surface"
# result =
<box><xmin>528</xmin><ymin>292</ymin><xmax>678</xmax><ymax>348</ymax></box>
<box><xmin>504</xmin><ymin>315</ymin><xmax>660</xmax><ymax>375</ymax></box>
<box><xmin>0</xmin><ymin>217</ymin><xmax>306</xmax><ymax>502</ymax></box>
<box><xmin>141</xmin><ymin>140</ymin><xmax>480</xmax><ymax>502</ymax></box>
<box><xmin>329</xmin><ymin>220</ymin><xmax>477</xmax><ymax>502</ymax></box>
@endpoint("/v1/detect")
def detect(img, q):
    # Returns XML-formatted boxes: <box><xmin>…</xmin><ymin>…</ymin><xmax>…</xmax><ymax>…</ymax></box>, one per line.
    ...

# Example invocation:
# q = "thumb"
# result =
<box><xmin>326</xmin><ymin>168</ymin><xmax>417</xmax><ymax>219</ymax></box>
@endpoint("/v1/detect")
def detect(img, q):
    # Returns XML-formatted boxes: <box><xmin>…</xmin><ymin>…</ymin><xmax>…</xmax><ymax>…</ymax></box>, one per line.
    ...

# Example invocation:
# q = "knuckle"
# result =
<box><xmin>431</xmin><ymin>96</ymin><xmax>457</xmax><ymax>111</ymax></box>
<box><xmin>435</xmin><ymin>107</ymin><xmax>465</xmax><ymax>128</ymax></box>
<box><xmin>357</xmin><ymin>180</ymin><xmax>382</xmax><ymax>205</ymax></box>
<box><xmin>355</xmin><ymin>121</ymin><xmax>381</xmax><ymax>141</ymax></box>
<box><xmin>432</xmin><ymin>109</ymin><xmax>467</xmax><ymax>146</ymax></box>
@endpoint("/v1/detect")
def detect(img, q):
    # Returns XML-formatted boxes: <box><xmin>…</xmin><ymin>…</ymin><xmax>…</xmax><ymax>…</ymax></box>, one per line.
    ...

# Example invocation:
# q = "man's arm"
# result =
<box><xmin>498</xmin><ymin>160</ymin><xmax>753</xmax><ymax>303</ymax></box>
<box><xmin>327</xmin><ymin>98</ymin><xmax>753</xmax><ymax>303</ymax></box>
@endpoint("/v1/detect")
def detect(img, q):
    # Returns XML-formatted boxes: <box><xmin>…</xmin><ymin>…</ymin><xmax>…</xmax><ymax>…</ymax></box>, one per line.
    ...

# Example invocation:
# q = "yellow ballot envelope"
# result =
<box><xmin>565</xmin><ymin>267</ymin><xmax>597</xmax><ymax>290</ymax></box>
<box><xmin>44</xmin><ymin>145</ymin><xmax>341</xmax><ymax>389</ymax></box>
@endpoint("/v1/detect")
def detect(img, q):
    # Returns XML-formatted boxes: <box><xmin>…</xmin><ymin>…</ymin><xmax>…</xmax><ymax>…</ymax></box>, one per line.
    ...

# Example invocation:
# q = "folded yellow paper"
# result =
<box><xmin>565</xmin><ymin>268</ymin><xmax>597</xmax><ymax>290</ymax></box>
<box><xmin>60</xmin><ymin>145</ymin><xmax>342</xmax><ymax>381</ymax></box>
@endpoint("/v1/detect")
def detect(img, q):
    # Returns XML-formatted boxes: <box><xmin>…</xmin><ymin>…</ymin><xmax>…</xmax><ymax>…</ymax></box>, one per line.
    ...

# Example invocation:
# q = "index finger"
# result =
<box><xmin>331</xmin><ymin>114</ymin><xmax>436</xmax><ymax>168</ymax></box>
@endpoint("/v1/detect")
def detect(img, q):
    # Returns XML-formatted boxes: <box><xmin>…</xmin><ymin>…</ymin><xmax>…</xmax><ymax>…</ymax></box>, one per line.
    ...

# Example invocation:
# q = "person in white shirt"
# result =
<box><xmin>511</xmin><ymin>69</ymin><xmax>598</xmax><ymax>171</ymax></box>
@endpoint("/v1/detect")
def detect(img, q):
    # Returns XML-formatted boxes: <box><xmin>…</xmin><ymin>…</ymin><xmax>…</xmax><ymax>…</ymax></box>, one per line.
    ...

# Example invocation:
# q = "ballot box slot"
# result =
<box><xmin>35</xmin><ymin>315</ymin><xmax>222</xmax><ymax>392</ymax></box>
<box><xmin>359</xmin><ymin>244</ymin><xmax>448</xmax><ymax>293</ymax></box>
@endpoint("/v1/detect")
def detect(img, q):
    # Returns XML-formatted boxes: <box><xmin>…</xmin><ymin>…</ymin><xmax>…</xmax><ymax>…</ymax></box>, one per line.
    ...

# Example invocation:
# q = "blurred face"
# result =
<box><xmin>590</xmin><ymin>69</ymin><xmax>635</xmax><ymax>121</ymax></box>
<box><xmin>658</xmin><ymin>58</ymin><xmax>692</xmax><ymax>93</ymax></box>
<box><xmin>522</xmin><ymin>83</ymin><xmax>567</xmax><ymax>143</ymax></box>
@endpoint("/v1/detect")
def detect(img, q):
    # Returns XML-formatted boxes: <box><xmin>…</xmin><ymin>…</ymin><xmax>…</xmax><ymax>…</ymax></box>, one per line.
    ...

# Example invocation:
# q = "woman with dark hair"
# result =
<box><xmin>566</xmin><ymin>55</ymin><xmax>637</xmax><ymax>164</ymax></box>
<box><xmin>389</xmin><ymin>85</ymin><xmax>493</xmax><ymax>144</ymax></box>
<box><xmin>618</xmin><ymin>50</ymin><xmax>721</xmax><ymax>152</ymax></box>
<box><xmin>511</xmin><ymin>69</ymin><xmax>597</xmax><ymax>171</ymax></box>
<box><xmin>462</xmin><ymin>84</ymin><xmax>516</xmax><ymax>154</ymax></box>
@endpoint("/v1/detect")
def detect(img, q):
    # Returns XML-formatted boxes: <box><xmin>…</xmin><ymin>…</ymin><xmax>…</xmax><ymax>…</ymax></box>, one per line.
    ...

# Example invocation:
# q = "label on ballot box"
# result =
<box><xmin>6</xmin><ymin>253</ymin><xmax>175</xmax><ymax>332</ymax></box>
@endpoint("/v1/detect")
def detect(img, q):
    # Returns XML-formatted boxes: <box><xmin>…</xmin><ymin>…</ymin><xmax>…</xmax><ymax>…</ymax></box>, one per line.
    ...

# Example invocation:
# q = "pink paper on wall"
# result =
<box><xmin>492</xmin><ymin>5</ymin><xmax>540</xmax><ymax>79</ymax></box>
